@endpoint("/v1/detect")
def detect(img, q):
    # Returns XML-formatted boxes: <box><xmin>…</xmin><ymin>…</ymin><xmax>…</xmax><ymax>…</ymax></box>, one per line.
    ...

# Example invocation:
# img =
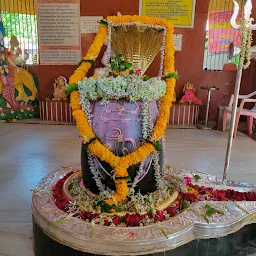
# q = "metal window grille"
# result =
<box><xmin>1</xmin><ymin>0</ymin><xmax>38</xmax><ymax>64</ymax></box>
<box><xmin>203</xmin><ymin>0</ymin><xmax>244</xmax><ymax>71</ymax></box>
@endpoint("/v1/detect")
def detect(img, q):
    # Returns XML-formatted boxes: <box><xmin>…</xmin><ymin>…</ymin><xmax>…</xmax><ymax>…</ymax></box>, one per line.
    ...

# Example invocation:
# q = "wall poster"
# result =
<box><xmin>174</xmin><ymin>34</ymin><xmax>182</xmax><ymax>51</ymax></box>
<box><xmin>80</xmin><ymin>16</ymin><xmax>103</xmax><ymax>34</ymax></box>
<box><xmin>37</xmin><ymin>0</ymin><xmax>81</xmax><ymax>65</ymax></box>
<box><xmin>140</xmin><ymin>0</ymin><xmax>196</xmax><ymax>28</ymax></box>
<box><xmin>208</xmin><ymin>10</ymin><xmax>242</xmax><ymax>54</ymax></box>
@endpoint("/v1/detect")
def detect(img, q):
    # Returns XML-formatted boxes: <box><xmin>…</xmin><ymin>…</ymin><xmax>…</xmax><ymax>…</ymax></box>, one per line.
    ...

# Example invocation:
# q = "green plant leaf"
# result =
<box><xmin>77</xmin><ymin>59</ymin><xmax>95</xmax><ymax>67</ymax></box>
<box><xmin>68</xmin><ymin>183</ymin><xmax>74</xmax><ymax>191</ymax></box>
<box><xmin>112</xmin><ymin>204</ymin><xmax>125</xmax><ymax>212</ymax></box>
<box><xmin>204</xmin><ymin>204</ymin><xmax>223</xmax><ymax>216</ymax></box>
<box><xmin>125</xmin><ymin>62</ymin><xmax>132</xmax><ymax>69</ymax></box>
<box><xmin>163</xmin><ymin>72</ymin><xmax>179</xmax><ymax>80</ymax></box>
<box><xmin>119</xmin><ymin>63</ymin><xmax>126</xmax><ymax>71</ymax></box>
<box><xmin>66</xmin><ymin>83</ymin><xmax>78</xmax><ymax>96</ymax></box>
<box><xmin>99</xmin><ymin>201</ymin><xmax>113</xmax><ymax>213</ymax></box>
<box><xmin>143</xmin><ymin>75</ymin><xmax>150</xmax><ymax>81</ymax></box>
<box><xmin>180</xmin><ymin>199</ymin><xmax>190</xmax><ymax>211</ymax></box>
<box><xmin>194</xmin><ymin>174</ymin><xmax>201</xmax><ymax>182</ymax></box>
<box><xmin>98</xmin><ymin>19</ymin><xmax>108</xmax><ymax>27</ymax></box>
<box><xmin>159</xmin><ymin>226</ymin><xmax>168</xmax><ymax>239</ymax></box>
<box><xmin>145</xmin><ymin>139</ymin><xmax>161</xmax><ymax>151</ymax></box>
<box><xmin>83</xmin><ymin>137</ymin><xmax>98</xmax><ymax>147</ymax></box>
<box><xmin>201</xmin><ymin>214</ymin><xmax>210</xmax><ymax>223</ymax></box>
<box><xmin>90</xmin><ymin>223</ymin><xmax>95</xmax><ymax>238</ymax></box>
<box><xmin>115</xmin><ymin>176</ymin><xmax>131</xmax><ymax>181</ymax></box>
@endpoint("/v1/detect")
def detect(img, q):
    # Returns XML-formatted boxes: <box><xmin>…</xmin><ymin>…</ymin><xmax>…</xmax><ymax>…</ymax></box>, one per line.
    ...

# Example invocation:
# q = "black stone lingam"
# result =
<box><xmin>81</xmin><ymin>143</ymin><xmax>163</xmax><ymax>195</ymax></box>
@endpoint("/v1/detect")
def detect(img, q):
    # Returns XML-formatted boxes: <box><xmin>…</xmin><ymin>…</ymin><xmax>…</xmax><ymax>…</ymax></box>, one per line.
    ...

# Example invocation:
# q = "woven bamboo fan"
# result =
<box><xmin>110</xmin><ymin>23</ymin><xmax>165</xmax><ymax>75</ymax></box>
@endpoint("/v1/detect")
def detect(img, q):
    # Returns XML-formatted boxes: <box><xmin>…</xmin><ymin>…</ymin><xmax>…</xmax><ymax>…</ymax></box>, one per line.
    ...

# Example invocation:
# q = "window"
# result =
<box><xmin>1</xmin><ymin>0</ymin><xmax>38</xmax><ymax>64</ymax></box>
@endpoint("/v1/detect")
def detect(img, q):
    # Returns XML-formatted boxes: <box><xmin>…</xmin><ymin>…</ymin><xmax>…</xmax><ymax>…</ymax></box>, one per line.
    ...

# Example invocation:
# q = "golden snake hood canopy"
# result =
<box><xmin>109</xmin><ymin>22</ymin><xmax>166</xmax><ymax>75</ymax></box>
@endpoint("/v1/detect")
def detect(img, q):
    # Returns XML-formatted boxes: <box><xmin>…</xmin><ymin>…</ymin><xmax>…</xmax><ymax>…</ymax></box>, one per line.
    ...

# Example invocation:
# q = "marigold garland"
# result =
<box><xmin>69</xmin><ymin>15</ymin><xmax>176</xmax><ymax>205</ymax></box>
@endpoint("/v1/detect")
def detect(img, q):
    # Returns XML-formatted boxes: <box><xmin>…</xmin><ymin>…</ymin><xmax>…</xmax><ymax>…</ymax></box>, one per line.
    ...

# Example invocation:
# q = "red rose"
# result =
<box><xmin>184</xmin><ymin>176</ymin><xmax>192</xmax><ymax>185</ymax></box>
<box><xmin>193</xmin><ymin>184</ymin><xmax>199</xmax><ymax>191</ymax></box>
<box><xmin>183</xmin><ymin>193</ymin><xmax>198</xmax><ymax>202</ymax></box>
<box><xmin>214</xmin><ymin>190</ymin><xmax>227</xmax><ymax>201</ymax></box>
<box><xmin>104</xmin><ymin>219</ymin><xmax>110</xmax><ymax>226</ymax></box>
<box><xmin>166</xmin><ymin>207</ymin><xmax>176</xmax><ymax>217</ymax></box>
<box><xmin>124</xmin><ymin>214</ymin><xmax>141</xmax><ymax>226</ymax></box>
<box><xmin>175</xmin><ymin>202</ymin><xmax>180</xmax><ymax>210</ymax></box>
<box><xmin>154</xmin><ymin>210</ymin><xmax>165</xmax><ymax>222</ymax></box>
<box><xmin>81</xmin><ymin>212</ymin><xmax>99</xmax><ymax>221</ymax></box>
<box><xmin>112</xmin><ymin>215</ymin><xmax>120</xmax><ymax>225</ymax></box>
<box><xmin>199</xmin><ymin>186</ymin><xmax>205</xmax><ymax>194</ymax></box>
<box><xmin>55</xmin><ymin>197</ymin><xmax>69</xmax><ymax>210</ymax></box>
<box><xmin>246</xmin><ymin>192</ymin><xmax>256</xmax><ymax>201</ymax></box>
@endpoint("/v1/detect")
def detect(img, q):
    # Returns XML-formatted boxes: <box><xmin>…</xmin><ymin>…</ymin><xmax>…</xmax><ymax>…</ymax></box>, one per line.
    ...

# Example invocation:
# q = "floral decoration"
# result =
<box><xmin>68</xmin><ymin>15</ymin><xmax>176</xmax><ymax>205</ymax></box>
<box><xmin>240</xmin><ymin>18</ymin><xmax>253</xmax><ymax>69</ymax></box>
<box><xmin>52</xmin><ymin>171</ymin><xmax>256</xmax><ymax>227</ymax></box>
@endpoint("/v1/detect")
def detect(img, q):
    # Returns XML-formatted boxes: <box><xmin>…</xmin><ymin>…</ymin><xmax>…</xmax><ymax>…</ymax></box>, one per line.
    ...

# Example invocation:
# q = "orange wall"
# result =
<box><xmin>30</xmin><ymin>0</ymin><xmax>256</xmax><ymax>121</ymax></box>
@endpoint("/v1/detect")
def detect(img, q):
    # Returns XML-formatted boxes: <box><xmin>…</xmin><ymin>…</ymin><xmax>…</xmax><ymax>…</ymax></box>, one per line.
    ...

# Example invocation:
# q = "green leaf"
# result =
<box><xmin>143</xmin><ymin>75</ymin><xmax>150</xmax><ymax>81</ymax></box>
<box><xmin>112</xmin><ymin>204</ymin><xmax>125</xmax><ymax>212</ymax></box>
<box><xmin>115</xmin><ymin>53</ymin><xmax>123</xmax><ymax>61</ymax></box>
<box><xmin>66</xmin><ymin>83</ymin><xmax>78</xmax><ymax>96</ymax></box>
<box><xmin>163</xmin><ymin>72</ymin><xmax>179</xmax><ymax>80</ymax></box>
<box><xmin>55</xmin><ymin>217</ymin><xmax>69</xmax><ymax>225</ymax></box>
<box><xmin>180</xmin><ymin>199</ymin><xmax>190</xmax><ymax>211</ymax></box>
<box><xmin>204</xmin><ymin>204</ymin><xmax>223</xmax><ymax>217</ymax></box>
<box><xmin>194</xmin><ymin>174</ymin><xmax>201</xmax><ymax>182</ymax></box>
<box><xmin>152</xmin><ymin>141</ymin><xmax>162</xmax><ymax>151</ymax></box>
<box><xmin>77</xmin><ymin>59</ymin><xmax>95</xmax><ymax>67</ymax></box>
<box><xmin>159</xmin><ymin>226</ymin><xmax>168</xmax><ymax>239</ymax></box>
<box><xmin>145</xmin><ymin>139</ymin><xmax>161</xmax><ymax>151</ymax></box>
<box><xmin>119</xmin><ymin>63</ymin><xmax>126</xmax><ymax>71</ymax></box>
<box><xmin>68</xmin><ymin>183</ymin><xmax>74</xmax><ymax>191</ymax></box>
<box><xmin>99</xmin><ymin>202</ymin><xmax>113</xmax><ymax>213</ymax></box>
<box><xmin>125</xmin><ymin>62</ymin><xmax>132</xmax><ymax>69</ymax></box>
<box><xmin>115</xmin><ymin>176</ymin><xmax>131</xmax><ymax>181</ymax></box>
<box><xmin>201</xmin><ymin>214</ymin><xmax>210</xmax><ymax>223</ymax></box>
<box><xmin>90</xmin><ymin>223</ymin><xmax>95</xmax><ymax>238</ymax></box>
<box><xmin>98</xmin><ymin>19</ymin><xmax>108</xmax><ymax>27</ymax></box>
<box><xmin>83</xmin><ymin>137</ymin><xmax>98</xmax><ymax>147</ymax></box>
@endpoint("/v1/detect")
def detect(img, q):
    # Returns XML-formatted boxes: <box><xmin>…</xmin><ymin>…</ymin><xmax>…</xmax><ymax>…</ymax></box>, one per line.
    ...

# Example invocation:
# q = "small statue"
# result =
<box><xmin>179</xmin><ymin>83</ymin><xmax>202</xmax><ymax>105</ymax></box>
<box><xmin>53</xmin><ymin>76</ymin><xmax>67</xmax><ymax>101</ymax></box>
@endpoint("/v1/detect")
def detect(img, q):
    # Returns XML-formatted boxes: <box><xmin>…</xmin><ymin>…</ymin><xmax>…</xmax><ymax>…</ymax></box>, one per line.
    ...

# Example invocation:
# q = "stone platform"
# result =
<box><xmin>32</xmin><ymin>167</ymin><xmax>256</xmax><ymax>256</ymax></box>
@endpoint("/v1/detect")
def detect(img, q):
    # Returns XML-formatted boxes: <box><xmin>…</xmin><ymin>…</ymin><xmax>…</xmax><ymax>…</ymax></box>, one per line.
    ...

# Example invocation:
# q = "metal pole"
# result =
<box><xmin>223</xmin><ymin>63</ymin><xmax>243</xmax><ymax>179</ymax></box>
<box><xmin>205</xmin><ymin>89</ymin><xmax>212</xmax><ymax>127</ymax></box>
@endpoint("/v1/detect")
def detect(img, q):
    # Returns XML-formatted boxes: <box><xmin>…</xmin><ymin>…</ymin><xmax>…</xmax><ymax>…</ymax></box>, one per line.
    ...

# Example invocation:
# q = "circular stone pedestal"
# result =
<box><xmin>32</xmin><ymin>166</ymin><xmax>256</xmax><ymax>256</ymax></box>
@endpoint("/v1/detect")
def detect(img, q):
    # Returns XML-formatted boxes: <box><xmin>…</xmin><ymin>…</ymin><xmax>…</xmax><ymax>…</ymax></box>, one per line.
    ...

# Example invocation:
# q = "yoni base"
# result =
<box><xmin>32</xmin><ymin>166</ymin><xmax>256</xmax><ymax>256</ymax></box>
<box><xmin>33</xmin><ymin>220</ymin><xmax>256</xmax><ymax>256</ymax></box>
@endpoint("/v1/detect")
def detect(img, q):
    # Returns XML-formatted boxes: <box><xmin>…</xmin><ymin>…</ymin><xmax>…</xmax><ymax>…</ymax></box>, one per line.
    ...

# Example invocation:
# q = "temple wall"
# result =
<box><xmin>30</xmin><ymin>0</ymin><xmax>256</xmax><ymax>121</ymax></box>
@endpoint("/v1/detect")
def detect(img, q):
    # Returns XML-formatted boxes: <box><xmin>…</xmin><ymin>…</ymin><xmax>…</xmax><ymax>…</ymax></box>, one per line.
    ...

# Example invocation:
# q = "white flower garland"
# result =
<box><xmin>79</xmin><ymin>92</ymin><xmax>106</xmax><ymax>192</ymax></box>
<box><xmin>78</xmin><ymin>75</ymin><xmax>166</xmax><ymax>105</ymax></box>
<box><xmin>240</xmin><ymin>18</ymin><xmax>253</xmax><ymax>69</ymax></box>
<box><xmin>158</xmin><ymin>28</ymin><xmax>167</xmax><ymax>78</ymax></box>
